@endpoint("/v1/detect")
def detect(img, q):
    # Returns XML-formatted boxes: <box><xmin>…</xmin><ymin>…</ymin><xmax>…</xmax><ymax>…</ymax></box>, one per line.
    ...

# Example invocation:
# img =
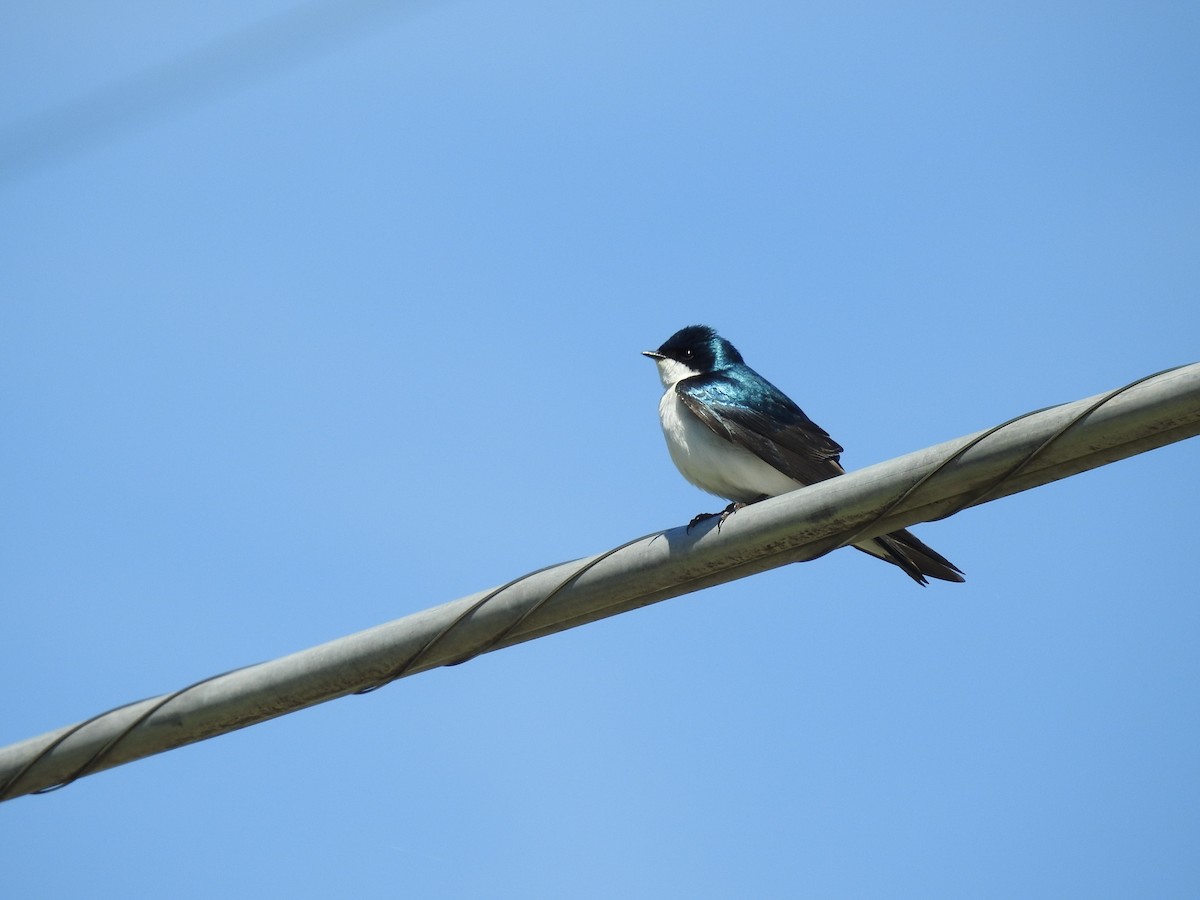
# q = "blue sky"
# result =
<box><xmin>2</xmin><ymin>1</ymin><xmax>1198</xmax><ymax>896</ymax></box>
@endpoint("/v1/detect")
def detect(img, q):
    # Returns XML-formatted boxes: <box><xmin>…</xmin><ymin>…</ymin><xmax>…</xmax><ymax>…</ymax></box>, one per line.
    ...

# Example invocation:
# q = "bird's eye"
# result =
<box><xmin>682</xmin><ymin>349</ymin><xmax>693</xmax><ymax>360</ymax></box>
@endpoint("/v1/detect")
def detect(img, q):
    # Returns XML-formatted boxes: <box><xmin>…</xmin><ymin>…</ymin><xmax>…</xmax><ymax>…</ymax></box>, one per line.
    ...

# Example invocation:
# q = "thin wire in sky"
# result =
<box><xmin>0</xmin><ymin>0</ymin><xmax>440</xmax><ymax>186</ymax></box>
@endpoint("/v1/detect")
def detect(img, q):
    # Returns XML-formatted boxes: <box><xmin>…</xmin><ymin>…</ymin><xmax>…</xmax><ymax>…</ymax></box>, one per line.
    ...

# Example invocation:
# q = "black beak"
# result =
<box><xmin>642</xmin><ymin>350</ymin><xmax>665</xmax><ymax>360</ymax></box>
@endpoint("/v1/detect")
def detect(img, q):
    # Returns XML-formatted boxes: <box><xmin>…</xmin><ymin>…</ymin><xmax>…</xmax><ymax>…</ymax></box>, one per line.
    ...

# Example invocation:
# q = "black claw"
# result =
<box><xmin>715</xmin><ymin>501</ymin><xmax>745</xmax><ymax>532</ymax></box>
<box><xmin>688</xmin><ymin>497</ymin><xmax>767</xmax><ymax>533</ymax></box>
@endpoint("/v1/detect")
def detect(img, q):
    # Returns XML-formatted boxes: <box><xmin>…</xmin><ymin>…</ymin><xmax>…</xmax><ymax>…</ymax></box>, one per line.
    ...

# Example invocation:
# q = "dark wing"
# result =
<box><xmin>676</xmin><ymin>369</ymin><xmax>846</xmax><ymax>486</ymax></box>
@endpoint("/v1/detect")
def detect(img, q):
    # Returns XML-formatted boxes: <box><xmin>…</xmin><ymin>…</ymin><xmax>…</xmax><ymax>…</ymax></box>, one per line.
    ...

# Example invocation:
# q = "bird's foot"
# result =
<box><xmin>687</xmin><ymin>500</ymin><xmax>757</xmax><ymax>533</ymax></box>
<box><xmin>715</xmin><ymin>501</ymin><xmax>748</xmax><ymax>532</ymax></box>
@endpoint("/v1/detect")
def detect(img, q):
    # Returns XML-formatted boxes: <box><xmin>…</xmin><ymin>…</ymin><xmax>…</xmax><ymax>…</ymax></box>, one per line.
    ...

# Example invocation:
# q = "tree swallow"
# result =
<box><xmin>643</xmin><ymin>325</ymin><xmax>965</xmax><ymax>585</ymax></box>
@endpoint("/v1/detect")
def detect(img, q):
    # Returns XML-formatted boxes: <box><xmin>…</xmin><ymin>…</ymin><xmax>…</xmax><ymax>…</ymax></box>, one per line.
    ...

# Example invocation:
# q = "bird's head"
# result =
<box><xmin>642</xmin><ymin>325</ymin><xmax>743</xmax><ymax>388</ymax></box>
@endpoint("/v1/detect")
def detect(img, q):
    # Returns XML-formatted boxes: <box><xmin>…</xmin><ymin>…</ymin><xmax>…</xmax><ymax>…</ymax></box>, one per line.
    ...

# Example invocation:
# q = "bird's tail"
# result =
<box><xmin>854</xmin><ymin>529</ymin><xmax>966</xmax><ymax>586</ymax></box>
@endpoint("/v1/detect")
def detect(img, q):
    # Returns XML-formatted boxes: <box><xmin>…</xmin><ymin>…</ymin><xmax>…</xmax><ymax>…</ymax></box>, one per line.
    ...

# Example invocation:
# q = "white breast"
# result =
<box><xmin>657</xmin><ymin>389</ymin><xmax>805</xmax><ymax>503</ymax></box>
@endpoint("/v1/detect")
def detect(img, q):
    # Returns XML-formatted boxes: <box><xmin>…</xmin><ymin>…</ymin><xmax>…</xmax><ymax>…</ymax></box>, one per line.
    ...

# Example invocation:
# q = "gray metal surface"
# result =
<box><xmin>2</xmin><ymin>361</ymin><xmax>1197</xmax><ymax>802</ymax></box>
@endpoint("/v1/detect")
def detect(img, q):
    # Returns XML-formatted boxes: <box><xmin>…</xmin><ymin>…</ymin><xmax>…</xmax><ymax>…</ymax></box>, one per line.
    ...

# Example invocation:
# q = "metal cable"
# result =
<box><xmin>0</xmin><ymin>668</ymin><xmax>252</xmax><ymax>800</ymax></box>
<box><xmin>1</xmin><ymin>362</ymin><xmax>1196</xmax><ymax>802</ymax></box>
<box><xmin>833</xmin><ymin>364</ymin><xmax>1189</xmax><ymax>554</ymax></box>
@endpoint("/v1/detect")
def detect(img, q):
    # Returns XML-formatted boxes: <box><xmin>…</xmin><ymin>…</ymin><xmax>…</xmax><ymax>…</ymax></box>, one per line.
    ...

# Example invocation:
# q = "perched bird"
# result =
<box><xmin>643</xmin><ymin>325</ymin><xmax>964</xmax><ymax>585</ymax></box>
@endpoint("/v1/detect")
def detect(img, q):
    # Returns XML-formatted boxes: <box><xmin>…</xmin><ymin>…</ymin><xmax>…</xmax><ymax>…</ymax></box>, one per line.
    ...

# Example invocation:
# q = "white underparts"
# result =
<box><xmin>656</xmin><ymin>388</ymin><xmax>804</xmax><ymax>503</ymax></box>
